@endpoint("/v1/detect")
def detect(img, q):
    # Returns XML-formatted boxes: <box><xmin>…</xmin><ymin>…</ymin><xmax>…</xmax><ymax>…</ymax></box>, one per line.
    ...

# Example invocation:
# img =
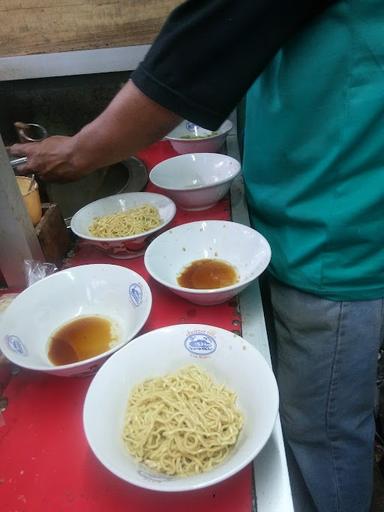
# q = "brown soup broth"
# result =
<box><xmin>177</xmin><ymin>258</ymin><xmax>239</xmax><ymax>290</ymax></box>
<box><xmin>48</xmin><ymin>315</ymin><xmax>117</xmax><ymax>366</ymax></box>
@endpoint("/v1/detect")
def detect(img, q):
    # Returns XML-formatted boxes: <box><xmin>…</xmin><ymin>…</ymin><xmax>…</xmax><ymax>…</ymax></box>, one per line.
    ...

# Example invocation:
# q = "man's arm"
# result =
<box><xmin>9</xmin><ymin>81</ymin><xmax>181</xmax><ymax>181</ymax></box>
<box><xmin>9</xmin><ymin>0</ymin><xmax>336</xmax><ymax>182</ymax></box>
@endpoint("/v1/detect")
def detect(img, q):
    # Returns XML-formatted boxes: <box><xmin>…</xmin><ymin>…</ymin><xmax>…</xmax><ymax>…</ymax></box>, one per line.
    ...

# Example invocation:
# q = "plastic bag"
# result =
<box><xmin>24</xmin><ymin>259</ymin><xmax>57</xmax><ymax>287</ymax></box>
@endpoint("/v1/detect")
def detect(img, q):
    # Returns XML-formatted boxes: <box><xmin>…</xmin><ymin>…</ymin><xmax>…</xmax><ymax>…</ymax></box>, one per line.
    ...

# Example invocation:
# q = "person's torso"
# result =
<box><xmin>243</xmin><ymin>0</ymin><xmax>384</xmax><ymax>300</ymax></box>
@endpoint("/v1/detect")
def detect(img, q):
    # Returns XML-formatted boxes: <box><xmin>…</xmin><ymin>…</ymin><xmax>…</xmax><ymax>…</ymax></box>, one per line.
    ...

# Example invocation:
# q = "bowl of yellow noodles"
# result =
<box><xmin>83</xmin><ymin>323</ymin><xmax>279</xmax><ymax>491</ymax></box>
<box><xmin>70</xmin><ymin>192</ymin><xmax>176</xmax><ymax>258</ymax></box>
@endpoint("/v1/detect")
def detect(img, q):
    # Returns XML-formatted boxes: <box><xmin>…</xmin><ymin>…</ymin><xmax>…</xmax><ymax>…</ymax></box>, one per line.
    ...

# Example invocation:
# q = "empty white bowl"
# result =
<box><xmin>165</xmin><ymin>119</ymin><xmax>232</xmax><ymax>154</ymax></box>
<box><xmin>144</xmin><ymin>220</ymin><xmax>271</xmax><ymax>306</ymax></box>
<box><xmin>83</xmin><ymin>323</ymin><xmax>279</xmax><ymax>491</ymax></box>
<box><xmin>0</xmin><ymin>264</ymin><xmax>152</xmax><ymax>377</ymax></box>
<box><xmin>71</xmin><ymin>192</ymin><xmax>176</xmax><ymax>258</ymax></box>
<box><xmin>149</xmin><ymin>153</ymin><xmax>241</xmax><ymax>211</ymax></box>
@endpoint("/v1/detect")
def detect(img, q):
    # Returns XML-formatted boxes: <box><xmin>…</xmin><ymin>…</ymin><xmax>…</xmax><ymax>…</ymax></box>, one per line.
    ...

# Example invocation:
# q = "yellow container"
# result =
<box><xmin>16</xmin><ymin>176</ymin><xmax>42</xmax><ymax>226</ymax></box>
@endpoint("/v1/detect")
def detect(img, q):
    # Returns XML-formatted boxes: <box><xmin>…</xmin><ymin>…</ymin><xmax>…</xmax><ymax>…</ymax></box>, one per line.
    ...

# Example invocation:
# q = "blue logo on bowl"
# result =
<box><xmin>185</xmin><ymin>121</ymin><xmax>196</xmax><ymax>132</ymax></box>
<box><xmin>184</xmin><ymin>333</ymin><xmax>217</xmax><ymax>356</ymax></box>
<box><xmin>6</xmin><ymin>335</ymin><xmax>28</xmax><ymax>356</ymax></box>
<box><xmin>129</xmin><ymin>283</ymin><xmax>143</xmax><ymax>307</ymax></box>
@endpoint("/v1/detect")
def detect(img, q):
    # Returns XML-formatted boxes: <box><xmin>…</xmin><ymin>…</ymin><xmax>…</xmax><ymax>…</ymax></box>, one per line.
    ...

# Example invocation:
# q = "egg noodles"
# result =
<box><xmin>122</xmin><ymin>365</ymin><xmax>243</xmax><ymax>476</ymax></box>
<box><xmin>88</xmin><ymin>204</ymin><xmax>161</xmax><ymax>238</ymax></box>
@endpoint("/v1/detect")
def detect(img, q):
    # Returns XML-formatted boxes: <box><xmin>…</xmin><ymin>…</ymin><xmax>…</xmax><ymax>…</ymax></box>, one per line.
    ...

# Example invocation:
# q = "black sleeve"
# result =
<box><xmin>131</xmin><ymin>0</ymin><xmax>337</xmax><ymax>129</ymax></box>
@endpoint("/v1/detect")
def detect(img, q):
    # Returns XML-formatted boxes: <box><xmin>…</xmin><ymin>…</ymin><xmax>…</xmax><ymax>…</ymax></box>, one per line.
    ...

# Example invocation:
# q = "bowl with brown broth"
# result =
<box><xmin>0</xmin><ymin>264</ymin><xmax>152</xmax><ymax>376</ymax></box>
<box><xmin>144</xmin><ymin>220</ymin><xmax>271</xmax><ymax>306</ymax></box>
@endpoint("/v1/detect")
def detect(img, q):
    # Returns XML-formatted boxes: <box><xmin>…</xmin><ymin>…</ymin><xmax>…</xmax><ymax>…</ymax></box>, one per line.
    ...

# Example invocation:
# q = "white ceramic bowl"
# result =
<box><xmin>70</xmin><ymin>192</ymin><xmax>176</xmax><ymax>258</ymax></box>
<box><xmin>149</xmin><ymin>153</ymin><xmax>241</xmax><ymax>211</ymax></box>
<box><xmin>0</xmin><ymin>264</ymin><xmax>152</xmax><ymax>377</ymax></box>
<box><xmin>83</xmin><ymin>323</ymin><xmax>279</xmax><ymax>492</ymax></box>
<box><xmin>144</xmin><ymin>220</ymin><xmax>271</xmax><ymax>305</ymax></box>
<box><xmin>165</xmin><ymin>120</ymin><xmax>232</xmax><ymax>154</ymax></box>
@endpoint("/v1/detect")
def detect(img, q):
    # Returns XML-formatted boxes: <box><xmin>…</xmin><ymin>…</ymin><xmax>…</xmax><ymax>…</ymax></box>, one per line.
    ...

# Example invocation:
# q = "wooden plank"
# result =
<box><xmin>35</xmin><ymin>203</ymin><xmax>71</xmax><ymax>267</ymax></box>
<box><xmin>0</xmin><ymin>0</ymin><xmax>182</xmax><ymax>58</ymax></box>
<box><xmin>0</xmin><ymin>137</ymin><xmax>44</xmax><ymax>288</ymax></box>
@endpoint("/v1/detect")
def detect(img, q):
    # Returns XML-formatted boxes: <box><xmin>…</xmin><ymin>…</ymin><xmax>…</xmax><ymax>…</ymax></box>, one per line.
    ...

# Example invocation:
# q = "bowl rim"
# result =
<box><xmin>149</xmin><ymin>153</ymin><xmax>241</xmax><ymax>192</ymax></box>
<box><xmin>0</xmin><ymin>264</ymin><xmax>153</xmax><ymax>372</ymax></box>
<box><xmin>144</xmin><ymin>220</ymin><xmax>271</xmax><ymax>296</ymax></box>
<box><xmin>83</xmin><ymin>322</ymin><xmax>279</xmax><ymax>492</ymax></box>
<box><xmin>70</xmin><ymin>192</ymin><xmax>176</xmax><ymax>242</ymax></box>
<box><xmin>165</xmin><ymin>119</ymin><xmax>233</xmax><ymax>142</ymax></box>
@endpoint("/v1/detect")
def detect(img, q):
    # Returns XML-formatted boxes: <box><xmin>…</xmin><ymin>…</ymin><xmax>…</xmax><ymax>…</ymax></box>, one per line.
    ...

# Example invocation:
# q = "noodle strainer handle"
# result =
<box><xmin>10</xmin><ymin>156</ymin><xmax>28</xmax><ymax>168</ymax></box>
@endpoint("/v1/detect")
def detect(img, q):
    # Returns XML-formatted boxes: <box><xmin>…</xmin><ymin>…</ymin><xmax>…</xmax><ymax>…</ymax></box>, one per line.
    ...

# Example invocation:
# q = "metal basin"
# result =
<box><xmin>44</xmin><ymin>157</ymin><xmax>148</xmax><ymax>224</ymax></box>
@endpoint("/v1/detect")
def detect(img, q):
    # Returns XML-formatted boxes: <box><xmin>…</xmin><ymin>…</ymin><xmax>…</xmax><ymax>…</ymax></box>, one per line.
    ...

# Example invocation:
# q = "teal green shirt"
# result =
<box><xmin>243</xmin><ymin>0</ymin><xmax>384</xmax><ymax>300</ymax></box>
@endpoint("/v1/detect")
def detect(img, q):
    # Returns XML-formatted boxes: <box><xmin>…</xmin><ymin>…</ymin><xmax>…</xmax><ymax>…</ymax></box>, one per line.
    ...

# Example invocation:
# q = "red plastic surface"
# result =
<box><xmin>0</xmin><ymin>142</ymin><xmax>254</xmax><ymax>512</ymax></box>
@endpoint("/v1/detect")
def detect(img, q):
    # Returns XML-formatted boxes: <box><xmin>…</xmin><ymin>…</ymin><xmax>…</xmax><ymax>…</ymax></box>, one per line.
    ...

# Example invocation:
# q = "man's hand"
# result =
<box><xmin>8</xmin><ymin>135</ymin><xmax>92</xmax><ymax>183</ymax></box>
<box><xmin>7</xmin><ymin>80</ymin><xmax>181</xmax><ymax>183</ymax></box>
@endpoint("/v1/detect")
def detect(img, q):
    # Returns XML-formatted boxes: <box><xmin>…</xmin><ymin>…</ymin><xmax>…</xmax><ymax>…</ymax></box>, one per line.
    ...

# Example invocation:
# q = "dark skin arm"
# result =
<box><xmin>8</xmin><ymin>80</ymin><xmax>181</xmax><ymax>182</ymax></box>
<box><xmin>8</xmin><ymin>1</ymin><xmax>337</xmax><ymax>183</ymax></box>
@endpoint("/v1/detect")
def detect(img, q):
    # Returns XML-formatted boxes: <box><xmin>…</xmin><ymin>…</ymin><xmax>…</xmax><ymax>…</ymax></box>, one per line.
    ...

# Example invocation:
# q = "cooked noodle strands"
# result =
<box><xmin>89</xmin><ymin>204</ymin><xmax>161</xmax><ymax>238</ymax></box>
<box><xmin>122</xmin><ymin>365</ymin><xmax>243</xmax><ymax>476</ymax></box>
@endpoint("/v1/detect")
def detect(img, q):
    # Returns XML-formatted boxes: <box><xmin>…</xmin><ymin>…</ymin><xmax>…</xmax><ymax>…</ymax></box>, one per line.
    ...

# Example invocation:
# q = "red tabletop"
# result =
<box><xmin>0</xmin><ymin>141</ymin><xmax>254</xmax><ymax>512</ymax></box>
